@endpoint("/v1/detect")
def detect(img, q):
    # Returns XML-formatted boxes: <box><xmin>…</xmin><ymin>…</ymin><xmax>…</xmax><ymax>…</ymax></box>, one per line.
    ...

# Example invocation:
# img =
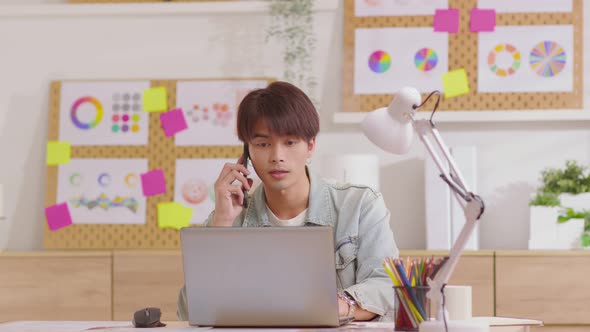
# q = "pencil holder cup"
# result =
<box><xmin>393</xmin><ymin>285</ymin><xmax>431</xmax><ymax>331</ymax></box>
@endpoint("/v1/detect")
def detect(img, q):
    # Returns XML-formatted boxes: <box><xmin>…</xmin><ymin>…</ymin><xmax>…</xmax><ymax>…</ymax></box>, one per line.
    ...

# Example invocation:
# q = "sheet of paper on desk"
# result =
<box><xmin>88</xmin><ymin>327</ymin><xmax>210</xmax><ymax>332</ymax></box>
<box><xmin>471</xmin><ymin>316</ymin><xmax>543</xmax><ymax>326</ymax></box>
<box><xmin>0</xmin><ymin>321</ymin><xmax>132</xmax><ymax>332</ymax></box>
<box><xmin>303</xmin><ymin>322</ymin><xmax>395</xmax><ymax>331</ymax></box>
<box><xmin>213</xmin><ymin>330</ymin><xmax>298</xmax><ymax>332</ymax></box>
<box><xmin>469</xmin><ymin>317</ymin><xmax>544</xmax><ymax>332</ymax></box>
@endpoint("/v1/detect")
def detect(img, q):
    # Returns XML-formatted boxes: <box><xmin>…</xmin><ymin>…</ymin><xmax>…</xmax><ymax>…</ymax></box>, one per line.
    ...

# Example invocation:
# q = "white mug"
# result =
<box><xmin>431</xmin><ymin>285</ymin><xmax>472</xmax><ymax>321</ymax></box>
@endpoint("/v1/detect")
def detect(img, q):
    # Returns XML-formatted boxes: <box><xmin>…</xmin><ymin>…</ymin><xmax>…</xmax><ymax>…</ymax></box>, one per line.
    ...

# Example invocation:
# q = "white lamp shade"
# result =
<box><xmin>360</xmin><ymin>87</ymin><xmax>422</xmax><ymax>154</ymax></box>
<box><xmin>361</xmin><ymin>107</ymin><xmax>414</xmax><ymax>154</ymax></box>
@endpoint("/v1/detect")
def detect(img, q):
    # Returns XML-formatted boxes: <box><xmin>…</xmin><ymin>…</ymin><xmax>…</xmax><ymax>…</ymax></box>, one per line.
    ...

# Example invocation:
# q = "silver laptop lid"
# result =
<box><xmin>180</xmin><ymin>226</ymin><xmax>339</xmax><ymax>327</ymax></box>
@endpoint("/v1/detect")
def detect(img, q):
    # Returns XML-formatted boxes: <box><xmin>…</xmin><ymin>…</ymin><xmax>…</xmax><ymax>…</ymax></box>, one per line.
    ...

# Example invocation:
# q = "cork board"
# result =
<box><xmin>343</xmin><ymin>0</ymin><xmax>583</xmax><ymax>113</ymax></box>
<box><xmin>44</xmin><ymin>78</ymin><xmax>270</xmax><ymax>249</ymax></box>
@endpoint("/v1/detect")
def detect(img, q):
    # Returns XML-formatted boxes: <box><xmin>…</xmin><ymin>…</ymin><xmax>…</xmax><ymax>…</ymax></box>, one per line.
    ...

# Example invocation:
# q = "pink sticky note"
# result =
<box><xmin>434</xmin><ymin>8</ymin><xmax>459</xmax><ymax>33</ymax></box>
<box><xmin>45</xmin><ymin>202</ymin><xmax>73</xmax><ymax>231</ymax></box>
<box><xmin>160</xmin><ymin>108</ymin><xmax>188</xmax><ymax>137</ymax></box>
<box><xmin>470</xmin><ymin>8</ymin><xmax>496</xmax><ymax>32</ymax></box>
<box><xmin>141</xmin><ymin>169</ymin><xmax>167</xmax><ymax>196</ymax></box>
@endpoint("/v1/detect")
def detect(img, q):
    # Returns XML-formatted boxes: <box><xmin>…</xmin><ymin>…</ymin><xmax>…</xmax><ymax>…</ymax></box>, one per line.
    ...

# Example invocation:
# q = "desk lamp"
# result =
<box><xmin>361</xmin><ymin>87</ymin><xmax>488</xmax><ymax>332</ymax></box>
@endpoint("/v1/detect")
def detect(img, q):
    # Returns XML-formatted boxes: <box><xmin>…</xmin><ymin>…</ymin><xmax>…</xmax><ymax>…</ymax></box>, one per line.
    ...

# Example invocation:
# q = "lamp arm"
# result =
<box><xmin>411</xmin><ymin>118</ymin><xmax>485</xmax><ymax>321</ymax></box>
<box><xmin>430</xmin><ymin>126</ymin><xmax>472</xmax><ymax>194</ymax></box>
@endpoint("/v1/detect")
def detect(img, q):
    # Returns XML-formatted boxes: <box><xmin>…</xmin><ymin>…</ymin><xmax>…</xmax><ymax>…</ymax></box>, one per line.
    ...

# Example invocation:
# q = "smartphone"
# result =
<box><xmin>241</xmin><ymin>144</ymin><xmax>250</xmax><ymax>208</ymax></box>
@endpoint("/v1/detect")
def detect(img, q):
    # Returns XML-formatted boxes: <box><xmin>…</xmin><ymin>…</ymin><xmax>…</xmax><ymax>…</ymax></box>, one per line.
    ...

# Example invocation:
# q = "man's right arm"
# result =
<box><xmin>209</xmin><ymin>160</ymin><xmax>251</xmax><ymax>226</ymax></box>
<box><xmin>177</xmin><ymin>159</ymin><xmax>250</xmax><ymax>320</ymax></box>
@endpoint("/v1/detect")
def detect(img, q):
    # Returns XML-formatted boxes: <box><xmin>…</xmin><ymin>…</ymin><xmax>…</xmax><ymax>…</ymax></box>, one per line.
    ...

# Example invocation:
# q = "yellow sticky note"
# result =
<box><xmin>442</xmin><ymin>69</ymin><xmax>470</xmax><ymax>99</ymax></box>
<box><xmin>143</xmin><ymin>86</ymin><xmax>168</xmax><ymax>112</ymax></box>
<box><xmin>157</xmin><ymin>202</ymin><xmax>193</xmax><ymax>230</ymax></box>
<box><xmin>46</xmin><ymin>141</ymin><xmax>71</xmax><ymax>165</ymax></box>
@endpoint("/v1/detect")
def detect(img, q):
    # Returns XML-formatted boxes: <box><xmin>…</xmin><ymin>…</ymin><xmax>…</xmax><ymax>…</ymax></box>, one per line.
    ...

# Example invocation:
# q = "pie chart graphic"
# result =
<box><xmin>70</xmin><ymin>96</ymin><xmax>103</xmax><ymax>130</ymax></box>
<box><xmin>488</xmin><ymin>43</ymin><xmax>521</xmax><ymax>77</ymax></box>
<box><xmin>414</xmin><ymin>48</ymin><xmax>438</xmax><ymax>72</ymax></box>
<box><xmin>368</xmin><ymin>50</ymin><xmax>391</xmax><ymax>73</ymax></box>
<box><xmin>529</xmin><ymin>41</ymin><xmax>566</xmax><ymax>77</ymax></box>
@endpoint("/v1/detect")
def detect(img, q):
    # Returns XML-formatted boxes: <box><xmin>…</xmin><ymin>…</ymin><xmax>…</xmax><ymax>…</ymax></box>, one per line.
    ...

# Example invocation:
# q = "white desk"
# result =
<box><xmin>0</xmin><ymin>318</ymin><xmax>542</xmax><ymax>332</ymax></box>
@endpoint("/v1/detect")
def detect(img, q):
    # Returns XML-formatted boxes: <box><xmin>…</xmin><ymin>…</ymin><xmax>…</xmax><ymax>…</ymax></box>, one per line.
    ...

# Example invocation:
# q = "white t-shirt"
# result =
<box><xmin>266</xmin><ymin>204</ymin><xmax>307</xmax><ymax>226</ymax></box>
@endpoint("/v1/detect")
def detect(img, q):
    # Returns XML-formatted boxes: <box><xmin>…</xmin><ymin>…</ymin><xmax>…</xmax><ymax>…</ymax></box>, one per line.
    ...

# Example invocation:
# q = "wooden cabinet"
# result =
<box><xmin>13</xmin><ymin>248</ymin><xmax>590</xmax><ymax>326</ymax></box>
<box><xmin>496</xmin><ymin>251</ymin><xmax>590</xmax><ymax>325</ymax></box>
<box><xmin>0</xmin><ymin>251</ymin><xmax>111</xmax><ymax>322</ymax></box>
<box><xmin>400</xmin><ymin>250</ymin><xmax>495</xmax><ymax>317</ymax></box>
<box><xmin>112</xmin><ymin>250</ymin><xmax>184</xmax><ymax>321</ymax></box>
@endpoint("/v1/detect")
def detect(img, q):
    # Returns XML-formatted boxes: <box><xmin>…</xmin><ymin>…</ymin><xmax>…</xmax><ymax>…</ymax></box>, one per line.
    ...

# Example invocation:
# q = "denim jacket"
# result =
<box><xmin>177</xmin><ymin>168</ymin><xmax>399</xmax><ymax>321</ymax></box>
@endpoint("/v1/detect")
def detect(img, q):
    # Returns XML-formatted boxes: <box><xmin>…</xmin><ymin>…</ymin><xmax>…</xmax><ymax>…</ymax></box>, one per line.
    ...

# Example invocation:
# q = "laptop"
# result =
<box><xmin>180</xmin><ymin>226</ymin><xmax>349</xmax><ymax>327</ymax></box>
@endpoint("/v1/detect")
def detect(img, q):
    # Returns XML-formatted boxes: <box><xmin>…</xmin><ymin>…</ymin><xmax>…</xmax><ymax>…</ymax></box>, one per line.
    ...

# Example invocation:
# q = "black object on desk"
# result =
<box><xmin>132</xmin><ymin>307</ymin><xmax>166</xmax><ymax>328</ymax></box>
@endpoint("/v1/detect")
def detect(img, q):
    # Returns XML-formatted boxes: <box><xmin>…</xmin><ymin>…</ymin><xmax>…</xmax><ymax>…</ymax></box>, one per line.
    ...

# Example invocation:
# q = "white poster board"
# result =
<box><xmin>477</xmin><ymin>25</ymin><xmax>573</xmax><ymax>93</ymax></box>
<box><xmin>59</xmin><ymin>81</ymin><xmax>150</xmax><ymax>146</ymax></box>
<box><xmin>174</xmin><ymin>80</ymin><xmax>268</xmax><ymax>146</ymax></box>
<box><xmin>354</xmin><ymin>27</ymin><xmax>448</xmax><ymax>94</ymax></box>
<box><xmin>56</xmin><ymin>158</ymin><xmax>148</xmax><ymax>224</ymax></box>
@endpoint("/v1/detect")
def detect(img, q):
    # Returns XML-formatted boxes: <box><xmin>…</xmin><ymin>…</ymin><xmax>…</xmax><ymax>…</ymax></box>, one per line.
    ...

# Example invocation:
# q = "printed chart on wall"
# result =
<box><xmin>174</xmin><ymin>158</ymin><xmax>259</xmax><ymax>225</ymax></box>
<box><xmin>59</xmin><ymin>81</ymin><xmax>150</xmax><ymax>145</ymax></box>
<box><xmin>343</xmin><ymin>0</ymin><xmax>583</xmax><ymax>112</ymax></box>
<box><xmin>175</xmin><ymin>80</ymin><xmax>268</xmax><ymax>146</ymax></box>
<box><xmin>478</xmin><ymin>0</ymin><xmax>572</xmax><ymax>13</ymax></box>
<box><xmin>56</xmin><ymin>159</ymin><xmax>148</xmax><ymax>224</ymax></box>
<box><xmin>355</xmin><ymin>0</ymin><xmax>448</xmax><ymax>16</ymax></box>
<box><xmin>354</xmin><ymin>27</ymin><xmax>448</xmax><ymax>94</ymax></box>
<box><xmin>478</xmin><ymin>25</ymin><xmax>573</xmax><ymax>93</ymax></box>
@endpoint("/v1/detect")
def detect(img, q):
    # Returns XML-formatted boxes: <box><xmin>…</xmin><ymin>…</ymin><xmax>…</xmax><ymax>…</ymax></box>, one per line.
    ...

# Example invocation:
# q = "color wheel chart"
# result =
<box><xmin>414</xmin><ymin>48</ymin><xmax>438</xmax><ymax>72</ymax></box>
<box><xmin>530</xmin><ymin>41</ymin><xmax>567</xmax><ymax>77</ymax></box>
<box><xmin>342</xmin><ymin>0</ymin><xmax>583</xmax><ymax>113</ymax></box>
<box><xmin>70</xmin><ymin>97</ymin><xmax>103</xmax><ymax>130</ymax></box>
<box><xmin>369</xmin><ymin>50</ymin><xmax>392</xmax><ymax>73</ymax></box>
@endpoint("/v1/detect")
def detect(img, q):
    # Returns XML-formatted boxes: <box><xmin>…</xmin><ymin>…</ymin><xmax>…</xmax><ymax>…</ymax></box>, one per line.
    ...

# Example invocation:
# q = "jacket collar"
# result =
<box><xmin>243</xmin><ymin>166</ymin><xmax>333</xmax><ymax>227</ymax></box>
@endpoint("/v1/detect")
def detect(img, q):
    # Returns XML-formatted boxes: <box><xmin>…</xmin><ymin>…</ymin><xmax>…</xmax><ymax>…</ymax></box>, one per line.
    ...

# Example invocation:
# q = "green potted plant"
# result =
<box><xmin>266</xmin><ymin>0</ymin><xmax>317</xmax><ymax>102</ymax></box>
<box><xmin>529</xmin><ymin>160</ymin><xmax>590</xmax><ymax>249</ymax></box>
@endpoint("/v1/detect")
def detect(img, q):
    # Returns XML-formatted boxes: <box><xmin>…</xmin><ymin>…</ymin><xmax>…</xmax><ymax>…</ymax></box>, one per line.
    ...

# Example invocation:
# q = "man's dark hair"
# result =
<box><xmin>236</xmin><ymin>81</ymin><xmax>319</xmax><ymax>143</ymax></box>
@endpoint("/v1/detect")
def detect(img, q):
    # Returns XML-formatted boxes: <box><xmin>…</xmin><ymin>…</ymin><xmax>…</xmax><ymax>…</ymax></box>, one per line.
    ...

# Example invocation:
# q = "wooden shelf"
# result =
<box><xmin>333</xmin><ymin>110</ymin><xmax>590</xmax><ymax>124</ymax></box>
<box><xmin>112</xmin><ymin>250</ymin><xmax>183</xmax><ymax>321</ymax></box>
<box><xmin>496</xmin><ymin>255</ymin><xmax>590</xmax><ymax>324</ymax></box>
<box><xmin>0</xmin><ymin>250</ymin><xmax>112</xmax><ymax>257</ymax></box>
<box><xmin>0</xmin><ymin>253</ymin><xmax>112</xmax><ymax>321</ymax></box>
<box><xmin>0</xmin><ymin>249</ymin><xmax>588</xmax><ymax>326</ymax></box>
<box><xmin>496</xmin><ymin>250</ymin><xmax>590</xmax><ymax>257</ymax></box>
<box><xmin>0</xmin><ymin>0</ymin><xmax>339</xmax><ymax>18</ymax></box>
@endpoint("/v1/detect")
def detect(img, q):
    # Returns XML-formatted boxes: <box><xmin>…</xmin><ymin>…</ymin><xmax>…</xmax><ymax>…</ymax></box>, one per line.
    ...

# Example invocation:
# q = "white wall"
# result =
<box><xmin>0</xmin><ymin>0</ymin><xmax>589</xmax><ymax>250</ymax></box>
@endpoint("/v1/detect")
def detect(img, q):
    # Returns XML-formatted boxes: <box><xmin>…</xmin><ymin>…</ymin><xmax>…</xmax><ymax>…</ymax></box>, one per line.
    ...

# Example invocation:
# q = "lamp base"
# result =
<box><xmin>419</xmin><ymin>320</ymin><xmax>489</xmax><ymax>332</ymax></box>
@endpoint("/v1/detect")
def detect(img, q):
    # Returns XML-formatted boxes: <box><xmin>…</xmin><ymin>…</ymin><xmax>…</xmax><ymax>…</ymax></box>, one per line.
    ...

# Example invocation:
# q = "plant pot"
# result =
<box><xmin>558</xmin><ymin>192</ymin><xmax>590</xmax><ymax>248</ymax></box>
<box><xmin>529</xmin><ymin>206</ymin><xmax>559</xmax><ymax>249</ymax></box>
<box><xmin>559</xmin><ymin>192</ymin><xmax>590</xmax><ymax>211</ymax></box>
<box><xmin>556</xmin><ymin>218</ymin><xmax>585</xmax><ymax>249</ymax></box>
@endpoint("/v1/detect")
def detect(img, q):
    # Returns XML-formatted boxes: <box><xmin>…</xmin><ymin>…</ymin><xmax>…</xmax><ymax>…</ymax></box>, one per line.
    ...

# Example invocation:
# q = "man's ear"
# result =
<box><xmin>307</xmin><ymin>137</ymin><xmax>316</xmax><ymax>156</ymax></box>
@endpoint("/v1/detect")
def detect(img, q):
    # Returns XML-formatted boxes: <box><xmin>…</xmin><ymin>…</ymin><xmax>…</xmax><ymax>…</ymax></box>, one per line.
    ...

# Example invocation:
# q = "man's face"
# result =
<box><xmin>248</xmin><ymin>120</ymin><xmax>315</xmax><ymax>193</ymax></box>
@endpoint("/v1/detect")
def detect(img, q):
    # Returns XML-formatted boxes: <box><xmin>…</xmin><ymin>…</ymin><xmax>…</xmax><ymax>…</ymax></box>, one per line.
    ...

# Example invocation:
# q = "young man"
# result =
<box><xmin>177</xmin><ymin>81</ymin><xmax>399</xmax><ymax>321</ymax></box>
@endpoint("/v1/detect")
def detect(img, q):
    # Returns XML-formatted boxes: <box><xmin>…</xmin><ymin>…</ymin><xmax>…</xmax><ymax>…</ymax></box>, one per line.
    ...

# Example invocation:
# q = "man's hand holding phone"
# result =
<box><xmin>211</xmin><ymin>155</ymin><xmax>252</xmax><ymax>227</ymax></box>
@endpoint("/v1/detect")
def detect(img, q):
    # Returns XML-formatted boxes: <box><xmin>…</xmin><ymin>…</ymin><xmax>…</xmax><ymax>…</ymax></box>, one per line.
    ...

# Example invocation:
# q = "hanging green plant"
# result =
<box><xmin>266</xmin><ymin>0</ymin><xmax>317</xmax><ymax>103</ymax></box>
<box><xmin>530</xmin><ymin>160</ymin><xmax>590</xmax><ymax>206</ymax></box>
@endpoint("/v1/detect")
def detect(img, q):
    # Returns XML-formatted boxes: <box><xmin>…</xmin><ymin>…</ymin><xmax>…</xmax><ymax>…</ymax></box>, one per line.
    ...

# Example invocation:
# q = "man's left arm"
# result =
<box><xmin>344</xmin><ymin>193</ymin><xmax>400</xmax><ymax>320</ymax></box>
